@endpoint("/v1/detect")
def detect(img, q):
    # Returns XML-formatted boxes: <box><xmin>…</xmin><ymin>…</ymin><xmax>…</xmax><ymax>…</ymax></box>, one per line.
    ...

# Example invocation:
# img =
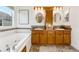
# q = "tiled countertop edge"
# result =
<box><xmin>0</xmin><ymin>28</ymin><xmax>31</xmax><ymax>32</ymax></box>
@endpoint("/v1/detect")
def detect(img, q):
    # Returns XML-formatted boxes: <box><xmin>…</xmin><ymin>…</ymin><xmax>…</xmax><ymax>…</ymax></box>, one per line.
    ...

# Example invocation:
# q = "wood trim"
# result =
<box><xmin>0</xmin><ymin>28</ymin><xmax>31</xmax><ymax>32</ymax></box>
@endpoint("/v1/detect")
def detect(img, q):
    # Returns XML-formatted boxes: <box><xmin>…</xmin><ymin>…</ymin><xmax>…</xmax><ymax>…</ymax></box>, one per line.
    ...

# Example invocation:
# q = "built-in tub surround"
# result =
<box><xmin>0</xmin><ymin>28</ymin><xmax>31</xmax><ymax>52</ymax></box>
<box><xmin>10</xmin><ymin>33</ymin><xmax>31</xmax><ymax>52</ymax></box>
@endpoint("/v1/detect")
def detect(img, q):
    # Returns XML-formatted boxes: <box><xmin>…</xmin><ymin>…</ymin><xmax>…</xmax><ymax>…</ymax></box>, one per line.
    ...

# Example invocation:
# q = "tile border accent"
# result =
<box><xmin>0</xmin><ymin>28</ymin><xmax>31</xmax><ymax>32</ymax></box>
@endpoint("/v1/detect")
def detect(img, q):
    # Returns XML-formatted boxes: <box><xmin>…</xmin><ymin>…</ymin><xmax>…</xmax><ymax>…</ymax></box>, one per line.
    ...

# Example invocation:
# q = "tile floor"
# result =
<box><xmin>30</xmin><ymin>45</ymin><xmax>78</xmax><ymax>52</ymax></box>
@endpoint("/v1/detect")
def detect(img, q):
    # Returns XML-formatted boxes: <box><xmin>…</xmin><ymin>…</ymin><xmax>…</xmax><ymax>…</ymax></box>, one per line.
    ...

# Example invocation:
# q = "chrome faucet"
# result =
<box><xmin>12</xmin><ymin>44</ymin><xmax>16</xmax><ymax>50</ymax></box>
<box><xmin>6</xmin><ymin>44</ymin><xmax>10</xmax><ymax>52</ymax></box>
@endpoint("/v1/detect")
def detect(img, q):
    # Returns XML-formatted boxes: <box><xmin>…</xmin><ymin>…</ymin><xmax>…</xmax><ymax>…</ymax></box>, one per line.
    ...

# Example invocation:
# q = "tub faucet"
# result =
<box><xmin>6</xmin><ymin>44</ymin><xmax>10</xmax><ymax>52</ymax></box>
<box><xmin>12</xmin><ymin>44</ymin><xmax>17</xmax><ymax>50</ymax></box>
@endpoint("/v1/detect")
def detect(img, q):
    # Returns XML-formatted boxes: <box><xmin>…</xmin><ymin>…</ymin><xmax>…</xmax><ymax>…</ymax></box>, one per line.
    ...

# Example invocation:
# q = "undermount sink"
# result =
<box><xmin>34</xmin><ymin>28</ymin><xmax>44</xmax><ymax>30</ymax></box>
<box><xmin>55</xmin><ymin>28</ymin><xmax>64</xmax><ymax>30</ymax></box>
<box><xmin>32</xmin><ymin>26</ymin><xmax>45</xmax><ymax>30</ymax></box>
<box><xmin>53</xmin><ymin>25</ymin><xmax>71</xmax><ymax>30</ymax></box>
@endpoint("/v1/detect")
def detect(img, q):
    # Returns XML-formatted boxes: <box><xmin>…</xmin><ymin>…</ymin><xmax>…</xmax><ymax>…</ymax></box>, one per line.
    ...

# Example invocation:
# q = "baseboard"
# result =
<box><xmin>71</xmin><ymin>46</ymin><xmax>79</xmax><ymax>52</ymax></box>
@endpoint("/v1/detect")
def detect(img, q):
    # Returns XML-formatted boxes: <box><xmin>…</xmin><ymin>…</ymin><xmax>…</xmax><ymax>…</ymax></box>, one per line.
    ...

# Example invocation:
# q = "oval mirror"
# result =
<box><xmin>35</xmin><ymin>12</ymin><xmax>44</xmax><ymax>23</ymax></box>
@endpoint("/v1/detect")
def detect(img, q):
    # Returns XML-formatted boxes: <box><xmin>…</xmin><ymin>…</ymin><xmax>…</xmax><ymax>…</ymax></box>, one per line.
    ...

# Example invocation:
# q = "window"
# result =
<box><xmin>0</xmin><ymin>6</ymin><xmax>13</xmax><ymax>26</ymax></box>
<box><xmin>19</xmin><ymin>9</ymin><xmax>29</xmax><ymax>25</ymax></box>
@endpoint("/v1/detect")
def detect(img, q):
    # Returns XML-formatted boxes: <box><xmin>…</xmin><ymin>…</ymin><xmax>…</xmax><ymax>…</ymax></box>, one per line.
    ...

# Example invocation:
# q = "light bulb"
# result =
<box><xmin>35</xmin><ymin>7</ymin><xmax>37</xmax><ymax>11</ymax></box>
<box><xmin>54</xmin><ymin>7</ymin><xmax>56</xmax><ymax>10</ymax></box>
<box><xmin>41</xmin><ymin>7</ymin><xmax>43</xmax><ymax>10</ymax></box>
<box><xmin>57</xmin><ymin>7</ymin><xmax>58</xmax><ymax>10</ymax></box>
<box><xmin>60</xmin><ymin>7</ymin><xmax>62</xmax><ymax>10</ymax></box>
<box><xmin>38</xmin><ymin>7</ymin><xmax>40</xmax><ymax>10</ymax></box>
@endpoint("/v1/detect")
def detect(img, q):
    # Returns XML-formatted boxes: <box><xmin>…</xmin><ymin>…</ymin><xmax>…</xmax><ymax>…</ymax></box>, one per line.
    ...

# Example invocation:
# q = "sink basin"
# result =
<box><xmin>53</xmin><ymin>25</ymin><xmax>71</xmax><ymax>30</ymax></box>
<box><xmin>32</xmin><ymin>26</ymin><xmax>45</xmax><ymax>30</ymax></box>
<box><xmin>34</xmin><ymin>28</ymin><xmax>44</xmax><ymax>30</ymax></box>
<box><xmin>55</xmin><ymin>28</ymin><xmax>64</xmax><ymax>30</ymax></box>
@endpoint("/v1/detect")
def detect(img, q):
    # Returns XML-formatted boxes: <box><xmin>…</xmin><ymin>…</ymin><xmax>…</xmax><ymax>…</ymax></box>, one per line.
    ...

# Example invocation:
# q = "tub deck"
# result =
<box><xmin>0</xmin><ymin>32</ymin><xmax>31</xmax><ymax>52</ymax></box>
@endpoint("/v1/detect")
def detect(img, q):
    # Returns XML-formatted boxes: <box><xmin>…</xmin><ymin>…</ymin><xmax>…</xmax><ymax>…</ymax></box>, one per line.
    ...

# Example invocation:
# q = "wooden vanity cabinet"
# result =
<box><xmin>48</xmin><ymin>30</ymin><xmax>55</xmax><ymax>44</ymax></box>
<box><xmin>56</xmin><ymin>30</ymin><xmax>64</xmax><ymax>45</ymax></box>
<box><xmin>39</xmin><ymin>30</ymin><xmax>48</xmax><ymax>44</ymax></box>
<box><xmin>64</xmin><ymin>30</ymin><xmax>71</xmax><ymax>45</ymax></box>
<box><xmin>32</xmin><ymin>29</ymin><xmax>71</xmax><ymax>45</ymax></box>
<box><xmin>32</xmin><ymin>30</ymin><xmax>39</xmax><ymax>44</ymax></box>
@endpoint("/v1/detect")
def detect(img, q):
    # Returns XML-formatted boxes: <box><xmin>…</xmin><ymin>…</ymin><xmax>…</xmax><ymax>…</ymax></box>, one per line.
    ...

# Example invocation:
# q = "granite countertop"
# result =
<box><xmin>53</xmin><ymin>25</ymin><xmax>71</xmax><ymax>30</ymax></box>
<box><xmin>31</xmin><ymin>26</ymin><xmax>45</xmax><ymax>30</ymax></box>
<box><xmin>31</xmin><ymin>25</ymin><xmax>71</xmax><ymax>30</ymax></box>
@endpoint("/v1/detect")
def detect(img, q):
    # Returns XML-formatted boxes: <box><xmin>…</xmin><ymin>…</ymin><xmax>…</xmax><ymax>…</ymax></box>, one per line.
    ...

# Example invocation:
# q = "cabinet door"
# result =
<box><xmin>64</xmin><ymin>30</ymin><xmax>71</xmax><ymax>45</ymax></box>
<box><xmin>48</xmin><ymin>31</ymin><xmax>55</xmax><ymax>44</ymax></box>
<box><xmin>40</xmin><ymin>30</ymin><xmax>47</xmax><ymax>44</ymax></box>
<box><xmin>32</xmin><ymin>30</ymin><xmax>39</xmax><ymax>44</ymax></box>
<box><xmin>56</xmin><ymin>30</ymin><xmax>63</xmax><ymax>45</ymax></box>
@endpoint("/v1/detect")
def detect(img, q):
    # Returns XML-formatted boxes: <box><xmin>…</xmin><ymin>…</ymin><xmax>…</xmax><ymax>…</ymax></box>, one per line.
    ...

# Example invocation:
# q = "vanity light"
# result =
<box><xmin>62</xmin><ymin>7</ymin><xmax>63</xmax><ymax>10</ymax></box>
<box><xmin>53</xmin><ymin>6</ymin><xmax>63</xmax><ymax>11</ymax></box>
<box><xmin>56</xmin><ymin>7</ymin><xmax>58</xmax><ymax>10</ymax></box>
<box><xmin>54</xmin><ymin>7</ymin><xmax>56</xmax><ymax>10</ymax></box>
<box><xmin>59</xmin><ymin>7</ymin><xmax>62</xmax><ymax>10</ymax></box>
<box><xmin>35</xmin><ymin>7</ymin><xmax>37</xmax><ymax>11</ymax></box>
<box><xmin>38</xmin><ymin>7</ymin><xmax>40</xmax><ymax>10</ymax></box>
<box><xmin>41</xmin><ymin>7</ymin><xmax>43</xmax><ymax>10</ymax></box>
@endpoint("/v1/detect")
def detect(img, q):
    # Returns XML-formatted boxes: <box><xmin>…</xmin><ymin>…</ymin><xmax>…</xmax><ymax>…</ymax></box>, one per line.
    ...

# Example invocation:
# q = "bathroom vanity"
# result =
<box><xmin>32</xmin><ymin>26</ymin><xmax>71</xmax><ymax>45</ymax></box>
<box><xmin>32</xmin><ymin>6</ymin><xmax>71</xmax><ymax>46</ymax></box>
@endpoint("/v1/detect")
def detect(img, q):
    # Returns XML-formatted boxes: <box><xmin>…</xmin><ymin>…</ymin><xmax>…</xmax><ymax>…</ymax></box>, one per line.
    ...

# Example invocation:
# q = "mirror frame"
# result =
<box><xmin>35</xmin><ymin>12</ymin><xmax>44</xmax><ymax>23</ymax></box>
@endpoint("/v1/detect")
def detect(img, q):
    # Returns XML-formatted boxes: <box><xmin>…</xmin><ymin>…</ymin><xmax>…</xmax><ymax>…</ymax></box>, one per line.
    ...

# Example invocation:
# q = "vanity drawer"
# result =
<box><xmin>56</xmin><ymin>33</ymin><xmax>63</xmax><ymax>38</ymax></box>
<box><xmin>56</xmin><ymin>30</ymin><xmax>64</xmax><ymax>35</ymax></box>
<box><xmin>32</xmin><ymin>30</ymin><xmax>39</xmax><ymax>34</ymax></box>
<box><xmin>64</xmin><ymin>30</ymin><xmax>71</xmax><ymax>34</ymax></box>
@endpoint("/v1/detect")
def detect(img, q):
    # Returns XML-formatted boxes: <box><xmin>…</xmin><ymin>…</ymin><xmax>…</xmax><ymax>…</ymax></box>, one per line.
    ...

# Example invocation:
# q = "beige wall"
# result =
<box><xmin>69</xmin><ymin>6</ymin><xmax>79</xmax><ymax>50</ymax></box>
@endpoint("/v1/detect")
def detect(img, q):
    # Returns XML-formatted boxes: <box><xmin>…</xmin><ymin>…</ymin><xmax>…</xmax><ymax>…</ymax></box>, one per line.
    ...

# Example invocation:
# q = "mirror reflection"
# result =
<box><xmin>64</xmin><ymin>10</ymin><xmax>70</xmax><ymax>22</ymax></box>
<box><xmin>54</xmin><ymin>12</ymin><xmax>61</xmax><ymax>22</ymax></box>
<box><xmin>36</xmin><ymin>12</ymin><xmax>44</xmax><ymax>23</ymax></box>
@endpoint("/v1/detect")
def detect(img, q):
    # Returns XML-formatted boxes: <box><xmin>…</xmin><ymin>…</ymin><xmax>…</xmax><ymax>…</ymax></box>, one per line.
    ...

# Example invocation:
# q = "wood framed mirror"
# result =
<box><xmin>35</xmin><ymin>12</ymin><xmax>44</xmax><ymax>23</ymax></box>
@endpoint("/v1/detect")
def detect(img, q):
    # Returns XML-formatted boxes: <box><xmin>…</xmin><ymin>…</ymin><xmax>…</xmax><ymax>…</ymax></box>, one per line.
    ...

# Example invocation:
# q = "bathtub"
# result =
<box><xmin>0</xmin><ymin>29</ymin><xmax>31</xmax><ymax>52</ymax></box>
